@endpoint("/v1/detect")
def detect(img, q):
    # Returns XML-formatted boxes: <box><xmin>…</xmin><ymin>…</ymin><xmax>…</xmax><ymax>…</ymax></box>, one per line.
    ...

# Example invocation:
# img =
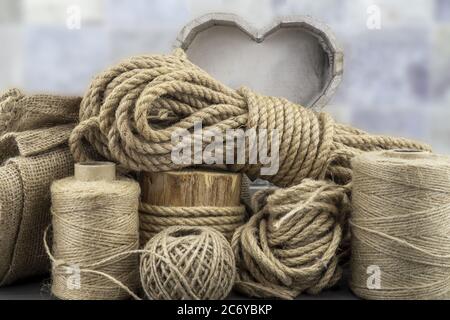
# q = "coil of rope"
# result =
<box><xmin>69</xmin><ymin>49</ymin><xmax>431</xmax><ymax>299</ymax></box>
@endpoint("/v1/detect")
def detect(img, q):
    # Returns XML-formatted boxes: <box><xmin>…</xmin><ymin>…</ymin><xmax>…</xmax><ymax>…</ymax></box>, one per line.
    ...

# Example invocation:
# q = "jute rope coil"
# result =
<box><xmin>140</xmin><ymin>226</ymin><xmax>236</xmax><ymax>300</ymax></box>
<box><xmin>350</xmin><ymin>150</ymin><xmax>450</xmax><ymax>300</ymax></box>
<box><xmin>69</xmin><ymin>49</ymin><xmax>429</xmax><ymax>187</ymax></box>
<box><xmin>140</xmin><ymin>203</ymin><xmax>246</xmax><ymax>243</ymax></box>
<box><xmin>69</xmin><ymin>49</ymin><xmax>431</xmax><ymax>298</ymax></box>
<box><xmin>47</xmin><ymin>162</ymin><xmax>141</xmax><ymax>300</ymax></box>
<box><xmin>232</xmin><ymin>179</ymin><xmax>351</xmax><ymax>299</ymax></box>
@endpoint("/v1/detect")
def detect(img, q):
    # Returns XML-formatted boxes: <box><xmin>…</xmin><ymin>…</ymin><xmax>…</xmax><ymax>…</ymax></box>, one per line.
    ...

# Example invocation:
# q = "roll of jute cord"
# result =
<box><xmin>350</xmin><ymin>150</ymin><xmax>450</xmax><ymax>300</ymax></box>
<box><xmin>46</xmin><ymin>162</ymin><xmax>141</xmax><ymax>300</ymax></box>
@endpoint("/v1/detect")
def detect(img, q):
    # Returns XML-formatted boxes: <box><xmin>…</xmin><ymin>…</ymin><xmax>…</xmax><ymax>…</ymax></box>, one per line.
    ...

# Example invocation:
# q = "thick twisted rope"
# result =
<box><xmin>70</xmin><ymin>49</ymin><xmax>429</xmax><ymax>188</ymax></box>
<box><xmin>70</xmin><ymin>49</ymin><xmax>431</xmax><ymax>298</ymax></box>
<box><xmin>232</xmin><ymin>179</ymin><xmax>351</xmax><ymax>299</ymax></box>
<box><xmin>139</xmin><ymin>203</ymin><xmax>247</xmax><ymax>244</ymax></box>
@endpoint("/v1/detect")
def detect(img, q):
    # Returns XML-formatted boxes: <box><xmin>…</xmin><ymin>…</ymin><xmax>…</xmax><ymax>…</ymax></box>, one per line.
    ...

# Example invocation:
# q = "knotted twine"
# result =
<box><xmin>46</xmin><ymin>163</ymin><xmax>140</xmax><ymax>300</ymax></box>
<box><xmin>350</xmin><ymin>150</ymin><xmax>450</xmax><ymax>300</ymax></box>
<box><xmin>68</xmin><ymin>49</ymin><xmax>431</xmax><ymax>298</ymax></box>
<box><xmin>0</xmin><ymin>90</ymin><xmax>79</xmax><ymax>286</ymax></box>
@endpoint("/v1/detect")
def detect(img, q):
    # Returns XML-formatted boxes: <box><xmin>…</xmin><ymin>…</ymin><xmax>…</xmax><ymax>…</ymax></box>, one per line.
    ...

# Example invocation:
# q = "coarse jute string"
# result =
<box><xmin>68</xmin><ymin>49</ymin><xmax>431</xmax><ymax>298</ymax></box>
<box><xmin>140</xmin><ymin>226</ymin><xmax>236</xmax><ymax>300</ymax></box>
<box><xmin>47</xmin><ymin>162</ymin><xmax>141</xmax><ymax>300</ymax></box>
<box><xmin>350</xmin><ymin>150</ymin><xmax>450</xmax><ymax>300</ymax></box>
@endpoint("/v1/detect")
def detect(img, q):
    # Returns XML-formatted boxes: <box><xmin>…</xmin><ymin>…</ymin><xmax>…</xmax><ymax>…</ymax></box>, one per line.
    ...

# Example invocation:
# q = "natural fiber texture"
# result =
<box><xmin>48</xmin><ymin>174</ymin><xmax>140</xmax><ymax>300</ymax></box>
<box><xmin>232</xmin><ymin>179</ymin><xmax>351</xmax><ymax>299</ymax></box>
<box><xmin>350</xmin><ymin>150</ymin><xmax>450</xmax><ymax>300</ymax></box>
<box><xmin>0</xmin><ymin>88</ymin><xmax>79</xmax><ymax>135</ymax></box>
<box><xmin>0</xmin><ymin>91</ymin><xmax>79</xmax><ymax>286</ymax></box>
<box><xmin>139</xmin><ymin>170</ymin><xmax>250</xmax><ymax>245</ymax></box>
<box><xmin>140</xmin><ymin>226</ymin><xmax>236</xmax><ymax>300</ymax></box>
<box><xmin>70</xmin><ymin>49</ymin><xmax>429</xmax><ymax>187</ymax></box>
<box><xmin>69</xmin><ymin>49</ymin><xmax>431</xmax><ymax>298</ymax></box>
<box><xmin>140</xmin><ymin>203</ymin><xmax>246</xmax><ymax>244</ymax></box>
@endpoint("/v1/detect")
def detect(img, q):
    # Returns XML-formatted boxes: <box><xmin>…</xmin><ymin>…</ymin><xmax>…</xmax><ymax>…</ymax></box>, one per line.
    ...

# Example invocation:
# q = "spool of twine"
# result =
<box><xmin>350</xmin><ymin>150</ymin><xmax>450</xmax><ymax>300</ymax></box>
<box><xmin>47</xmin><ymin>162</ymin><xmax>141</xmax><ymax>300</ymax></box>
<box><xmin>140</xmin><ymin>226</ymin><xmax>236</xmax><ymax>300</ymax></box>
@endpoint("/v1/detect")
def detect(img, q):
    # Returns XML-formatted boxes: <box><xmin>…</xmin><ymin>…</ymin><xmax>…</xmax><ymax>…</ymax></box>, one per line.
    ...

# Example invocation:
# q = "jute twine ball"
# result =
<box><xmin>140</xmin><ymin>226</ymin><xmax>236</xmax><ymax>300</ymax></box>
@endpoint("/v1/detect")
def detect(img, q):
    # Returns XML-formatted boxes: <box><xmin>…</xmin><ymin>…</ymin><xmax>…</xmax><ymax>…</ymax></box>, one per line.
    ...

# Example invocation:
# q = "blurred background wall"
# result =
<box><xmin>0</xmin><ymin>0</ymin><xmax>449</xmax><ymax>152</ymax></box>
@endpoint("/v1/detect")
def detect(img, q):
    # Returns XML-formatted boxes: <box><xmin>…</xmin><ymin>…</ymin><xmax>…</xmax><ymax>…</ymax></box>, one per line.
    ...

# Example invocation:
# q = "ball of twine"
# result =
<box><xmin>140</xmin><ymin>226</ymin><xmax>236</xmax><ymax>300</ymax></box>
<box><xmin>350</xmin><ymin>150</ymin><xmax>450</xmax><ymax>300</ymax></box>
<box><xmin>48</xmin><ymin>164</ymin><xmax>140</xmax><ymax>300</ymax></box>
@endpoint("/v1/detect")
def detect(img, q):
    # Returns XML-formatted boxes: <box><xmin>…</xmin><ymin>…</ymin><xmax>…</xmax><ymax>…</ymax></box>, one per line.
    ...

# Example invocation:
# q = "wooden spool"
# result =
<box><xmin>139</xmin><ymin>169</ymin><xmax>246</xmax><ymax>244</ymax></box>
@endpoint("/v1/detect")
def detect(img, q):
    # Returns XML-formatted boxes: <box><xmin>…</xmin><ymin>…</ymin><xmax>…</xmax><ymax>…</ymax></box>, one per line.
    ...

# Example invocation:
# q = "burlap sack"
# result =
<box><xmin>0</xmin><ymin>90</ymin><xmax>80</xmax><ymax>286</ymax></box>
<box><xmin>0</xmin><ymin>88</ymin><xmax>80</xmax><ymax>135</ymax></box>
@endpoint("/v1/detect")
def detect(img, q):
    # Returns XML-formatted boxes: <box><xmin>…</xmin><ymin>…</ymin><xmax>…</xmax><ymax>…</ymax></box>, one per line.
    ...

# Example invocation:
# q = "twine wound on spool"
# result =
<box><xmin>140</xmin><ymin>226</ymin><xmax>236</xmax><ymax>300</ymax></box>
<box><xmin>350</xmin><ymin>150</ymin><xmax>450</xmax><ymax>300</ymax></box>
<box><xmin>46</xmin><ymin>162</ymin><xmax>141</xmax><ymax>300</ymax></box>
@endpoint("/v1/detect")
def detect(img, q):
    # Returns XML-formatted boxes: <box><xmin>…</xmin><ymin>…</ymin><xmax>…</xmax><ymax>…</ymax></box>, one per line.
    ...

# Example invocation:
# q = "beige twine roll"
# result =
<box><xmin>140</xmin><ymin>226</ymin><xmax>236</xmax><ymax>300</ymax></box>
<box><xmin>46</xmin><ymin>162</ymin><xmax>141</xmax><ymax>300</ymax></box>
<box><xmin>350</xmin><ymin>150</ymin><xmax>450</xmax><ymax>300</ymax></box>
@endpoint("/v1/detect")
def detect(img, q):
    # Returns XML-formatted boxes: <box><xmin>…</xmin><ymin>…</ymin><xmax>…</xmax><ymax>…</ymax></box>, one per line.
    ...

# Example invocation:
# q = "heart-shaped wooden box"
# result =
<box><xmin>174</xmin><ymin>13</ymin><xmax>343</xmax><ymax>109</ymax></box>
